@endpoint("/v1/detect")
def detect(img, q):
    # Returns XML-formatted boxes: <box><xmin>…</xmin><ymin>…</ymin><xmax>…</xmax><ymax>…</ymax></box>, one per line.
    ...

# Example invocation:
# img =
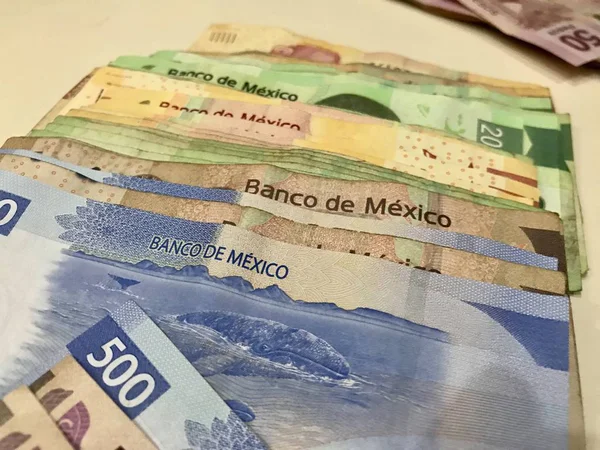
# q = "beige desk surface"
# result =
<box><xmin>1</xmin><ymin>0</ymin><xmax>599</xmax><ymax>445</ymax></box>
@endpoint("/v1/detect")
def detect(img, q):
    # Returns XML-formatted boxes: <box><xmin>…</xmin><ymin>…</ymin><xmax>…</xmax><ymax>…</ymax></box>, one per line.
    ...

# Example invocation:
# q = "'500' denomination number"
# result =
<box><xmin>87</xmin><ymin>337</ymin><xmax>156</xmax><ymax>408</ymax></box>
<box><xmin>557</xmin><ymin>29</ymin><xmax>600</xmax><ymax>52</ymax></box>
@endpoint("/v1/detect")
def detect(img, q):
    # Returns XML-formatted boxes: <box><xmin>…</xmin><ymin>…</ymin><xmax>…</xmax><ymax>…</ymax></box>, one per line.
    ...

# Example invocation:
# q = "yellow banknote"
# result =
<box><xmin>67</xmin><ymin>102</ymin><xmax>540</xmax><ymax>204</ymax></box>
<box><xmin>39</xmin><ymin>68</ymin><xmax>539</xmax><ymax>202</ymax></box>
<box><xmin>41</xmin><ymin>67</ymin><xmax>537</xmax><ymax>183</ymax></box>
<box><xmin>75</xmin><ymin>86</ymin><xmax>540</xmax><ymax>201</ymax></box>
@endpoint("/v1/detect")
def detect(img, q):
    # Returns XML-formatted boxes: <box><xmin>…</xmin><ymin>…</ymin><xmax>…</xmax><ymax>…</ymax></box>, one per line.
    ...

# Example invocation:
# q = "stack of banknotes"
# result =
<box><xmin>398</xmin><ymin>0</ymin><xmax>600</xmax><ymax>67</ymax></box>
<box><xmin>0</xmin><ymin>23</ymin><xmax>587</xmax><ymax>449</ymax></box>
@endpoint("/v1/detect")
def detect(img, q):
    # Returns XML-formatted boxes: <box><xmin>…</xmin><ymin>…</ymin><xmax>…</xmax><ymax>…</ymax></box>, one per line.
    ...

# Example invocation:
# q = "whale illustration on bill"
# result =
<box><xmin>0</xmin><ymin>243</ymin><xmax>570</xmax><ymax>449</ymax></box>
<box><xmin>156</xmin><ymin>311</ymin><xmax>351</xmax><ymax>381</ymax></box>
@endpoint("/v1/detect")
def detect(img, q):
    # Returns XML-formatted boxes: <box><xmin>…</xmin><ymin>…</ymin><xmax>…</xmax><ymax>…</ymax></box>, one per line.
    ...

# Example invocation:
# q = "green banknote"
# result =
<box><xmin>559</xmin><ymin>115</ymin><xmax>587</xmax><ymax>274</ymax></box>
<box><xmin>27</xmin><ymin>115</ymin><xmax>583</xmax><ymax>290</ymax></box>
<box><xmin>149</xmin><ymin>50</ymin><xmax>554</xmax><ymax>111</ymax></box>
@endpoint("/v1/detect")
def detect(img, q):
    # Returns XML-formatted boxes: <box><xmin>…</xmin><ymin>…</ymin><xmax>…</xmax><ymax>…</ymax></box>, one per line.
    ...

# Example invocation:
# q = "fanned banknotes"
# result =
<box><xmin>26</xmin><ymin>62</ymin><xmax>583</xmax><ymax>290</ymax></box>
<box><xmin>24</xmin><ymin>112</ymin><xmax>583</xmax><ymax>290</ymax></box>
<box><xmin>2</xmin><ymin>138</ymin><xmax>569</xmax><ymax>268</ymax></box>
<box><xmin>109</xmin><ymin>53</ymin><xmax>565</xmax><ymax>157</ymax></box>
<box><xmin>184</xmin><ymin>25</ymin><xmax>585</xmax><ymax>287</ymax></box>
<box><xmin>0</xmin><ymin>21</ymin><xmax>587</xmax><ymax>449</ymax></box>
<box><xmin>55</xmin><ymin>88</ymin><xmax>544</xmax><ymax>203</ymax></box>
<box><xmin>33</xmin><ymin>67</ymin><xmax>542</xmax><ymax>190</ymax></box>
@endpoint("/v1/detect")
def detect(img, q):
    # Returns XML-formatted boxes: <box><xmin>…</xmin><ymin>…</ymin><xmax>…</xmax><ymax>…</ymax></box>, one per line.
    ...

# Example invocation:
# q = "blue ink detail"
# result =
<box><xmin>0</xmin><ymin>190</ymin><xmax>30</xmax><ymax>236</ymax></box>
<box><xmin>55</xmin><ymin>200</ymin><xmax>220</xmax><ymax>268</ymax></box>
<box><xmin>161</xmin><ymin>311</ymin><xmax>351</xmax><ymax>380</ymax></box>
<box><xmin>103</xmin><ymin>174</ymin><xmax>241</xmax><ymax>204</ymax></box>
<box><xmin>466</xmin><ymin>301</ymin><xmax>569</xmax><ymax>371</ymax></box>
<box><xmin>225</xmin><ymin>399</ymin><xmax>256</xmax><ymax>422</ymax></box>
<box><xmin>184</xmin><ymin>413</ymin><xmax>265</xmax><ymax>449</ymax></box>
<box><xmin>108</xmin><ymin>274</ymin><xmax>140</xmax><ymax>291</ymax></box>
<box><xmin>67</xmin><ymin>315</ymin><xmax>170</xmax><ymax>419</ymax></box>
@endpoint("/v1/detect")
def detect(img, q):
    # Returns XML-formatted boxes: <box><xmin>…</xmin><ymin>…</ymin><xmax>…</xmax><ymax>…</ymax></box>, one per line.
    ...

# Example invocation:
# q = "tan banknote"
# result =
<box><xmin>188</xmin><ymin>23</ymin><xmax>551</xmax><ymax>96</ymax></box>
<box><xmin>3</xmin><ymin>136</ymin><xmax>567</xmax><ymax>273</ymax></box>
<box><xmin>0</xmin><ymin>150</ymin><xmax>566</xmax><ymax>294</ymax></box>
<box><xmin>0</xmin><ymin>386</ymin><xmax>72</xmax><ymax>449</ymax></box>
<box><xmin>29</xmin><ymin>356</ymin><xmax>156</xmax><ymax>449</ymax></box>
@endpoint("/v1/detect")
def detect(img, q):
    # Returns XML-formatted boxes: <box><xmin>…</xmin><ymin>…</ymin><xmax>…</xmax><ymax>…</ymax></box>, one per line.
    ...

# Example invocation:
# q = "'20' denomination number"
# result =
<box><xmin>478</xmin><ymin>123</ymin><xmax>503</xmax><ymax>149</ymax></box>
<box><xmin>87</xmin><ymin>337</ymin><xmax>156</xmax><ymax>408</ymax></box>
<box><xmin>558</xmin><ymin>29</ymin><xmax>600</xmax><ymax>52</ymax></box>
